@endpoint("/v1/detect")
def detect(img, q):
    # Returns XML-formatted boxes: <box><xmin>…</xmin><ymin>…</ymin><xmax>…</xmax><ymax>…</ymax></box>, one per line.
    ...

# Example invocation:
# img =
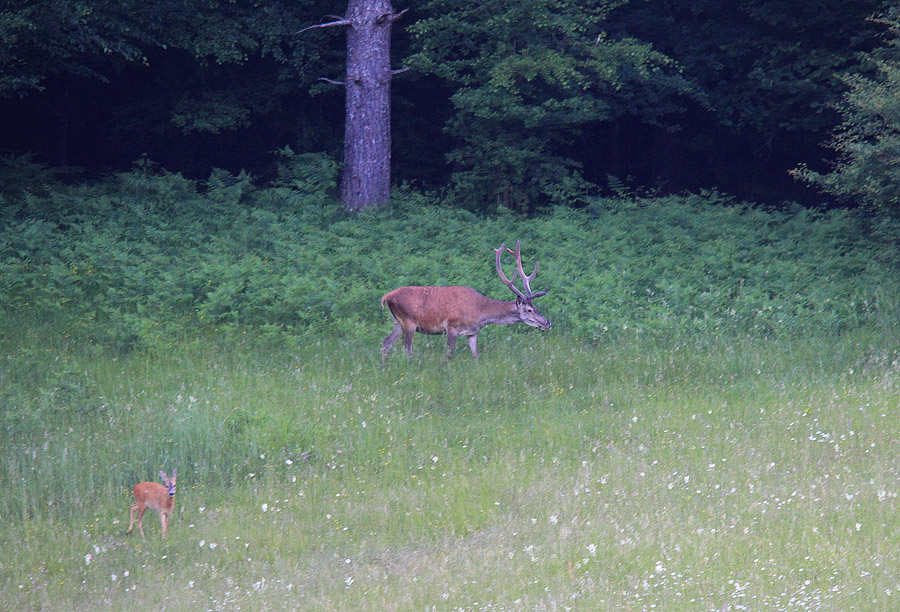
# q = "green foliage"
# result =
<box><xmin>793</xmin><ymin>16</ymin><xmax>900</xmax><ymax>216</ymax></box>
<box><xmin>0</xmin><ymin>1</ymin><xmax>157</xmax><ymax>97</ymax></box>
<box><xmin>0</xmin><ymin>152</ymin><xmax>61</xmax><ymax>202</ymax></box>
<box><xmin>1</xmin><ymin>165</ymin><xmax>898</xmax><ymax>351</ymax></box>
<box><xmin>0</xmin><ymin>0</ymin><xmax>338</xmax><ymax>156</ymax></box>
<box><xmin>408</xmin><ymin>0</ymin><xmax>694</xmax><ymax>211</ymax></box>
<box><xmin>272</xmin><ymin>147</ymin><xmax>339</xmax><ymax>202</ymax></box>
<box><xmin>607</xmin><ymin>0</ymin><xmax>884</xmax><ymax>134</ymax></box>
<box><xmin>1</xmin><ymin>316</ymin><xmax>900</xmax><ymax>610</ymax></box>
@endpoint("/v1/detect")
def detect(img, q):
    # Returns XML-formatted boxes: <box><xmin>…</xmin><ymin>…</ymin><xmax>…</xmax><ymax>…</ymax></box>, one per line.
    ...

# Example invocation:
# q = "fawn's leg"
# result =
<box><xmin>127</xmin><ymin>502</ymin><xmax>143</xmax><ymax>534</ymax></box>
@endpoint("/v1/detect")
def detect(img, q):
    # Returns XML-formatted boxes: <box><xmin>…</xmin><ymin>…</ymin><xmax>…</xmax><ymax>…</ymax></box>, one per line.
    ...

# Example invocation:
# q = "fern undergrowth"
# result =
<box><xmin>2</xmin><ymin>162</ymin><xmax>900</xmax><ymax>610</ymax></box>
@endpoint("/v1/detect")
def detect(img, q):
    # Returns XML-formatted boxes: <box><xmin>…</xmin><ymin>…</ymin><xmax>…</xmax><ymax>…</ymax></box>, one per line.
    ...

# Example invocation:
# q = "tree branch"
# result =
<box><xmin>318</xmin><ymin>77</ymin><xmax>345</xmax><ymax>86</ymax></box>
<box><xmin>392</xmin><ymin>67</ymin><xmax>411</xmax><ymax>76</ymax></box>
<box><xmin>296</xmin><ymin>19</ymin><xmax>352</xmax><ymax>34</ymax></box>
<box><xmin>378</xmin><ymin>8</ymin><xmax>409</xmax><ymax>24</ymax></box>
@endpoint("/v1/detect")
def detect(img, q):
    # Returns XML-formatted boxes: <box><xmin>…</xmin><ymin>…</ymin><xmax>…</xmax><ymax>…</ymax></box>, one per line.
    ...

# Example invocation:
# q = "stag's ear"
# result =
<box><xmin>516</xmin><ymin>296</ymin><xmax>528</xmax><ymax>307</ymax></box>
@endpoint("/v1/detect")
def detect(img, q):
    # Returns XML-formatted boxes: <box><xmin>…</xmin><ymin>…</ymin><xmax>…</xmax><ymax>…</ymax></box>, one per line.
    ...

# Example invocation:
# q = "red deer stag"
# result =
<box><xmin>381</xmin><ymin>241</ymin><xmax>550</xmax><ymax>362</ymax></box>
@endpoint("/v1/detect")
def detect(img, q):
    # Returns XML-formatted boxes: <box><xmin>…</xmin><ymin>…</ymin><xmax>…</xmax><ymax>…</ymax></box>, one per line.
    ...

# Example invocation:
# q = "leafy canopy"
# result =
<box><xmin>793</xmin><ymin>15</ymin><xmax>900</xmax><ymax>216</ymax></box>
<box><xmin>408</xmin><ymin>0</ymin><xmax>694</xmax><ymax>211</ymax></box>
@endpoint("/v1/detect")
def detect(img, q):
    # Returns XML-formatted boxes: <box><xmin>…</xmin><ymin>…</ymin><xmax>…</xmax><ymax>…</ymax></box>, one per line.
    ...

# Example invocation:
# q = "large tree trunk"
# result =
<box><xmin>341</xmin><ymin>0</ymin><xmax>396</xmax><ymax>212</ymax></box>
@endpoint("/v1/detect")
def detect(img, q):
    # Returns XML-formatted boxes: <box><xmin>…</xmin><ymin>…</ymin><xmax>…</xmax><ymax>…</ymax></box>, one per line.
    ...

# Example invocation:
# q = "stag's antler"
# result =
<box><xmin>495</xmin><ymin>240</ymin><xmax>547</xmax><ymax>301</ymax></box>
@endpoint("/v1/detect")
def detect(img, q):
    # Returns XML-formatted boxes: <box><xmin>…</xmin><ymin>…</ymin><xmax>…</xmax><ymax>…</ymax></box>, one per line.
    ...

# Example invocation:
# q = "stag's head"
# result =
<box><xmin>495</xmin><ymin>241</ymin><xmax>551</xmax><ymax>330</ymax></box>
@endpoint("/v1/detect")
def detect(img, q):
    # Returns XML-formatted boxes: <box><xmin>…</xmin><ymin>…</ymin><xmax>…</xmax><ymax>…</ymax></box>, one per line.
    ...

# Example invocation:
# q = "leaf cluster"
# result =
<box><xmin>793</xmin><ymin>15</ymin><xmax>900</xmax><ymax>216</ymax></box>
<box><xmin>408</xmin><ymin>0</ymin><xmax>695</xmax><ymax>211</ymax></box>
<box><xmin>0</xmin><ymin>1</ymin><xmax>162</xmax><ymax>97</ymax></box>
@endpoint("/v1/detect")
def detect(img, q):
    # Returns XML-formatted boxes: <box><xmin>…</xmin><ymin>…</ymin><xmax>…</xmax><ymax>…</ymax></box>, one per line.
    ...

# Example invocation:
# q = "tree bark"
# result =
<box><xmin>341</xmin><ymin>0</ymin><xmax>397</xmax><ymax>212</ymax></box>
<box><xmin>298</xmin><ymin>1</ymin><xmax>404</xmax><ymax>212</ymax></box>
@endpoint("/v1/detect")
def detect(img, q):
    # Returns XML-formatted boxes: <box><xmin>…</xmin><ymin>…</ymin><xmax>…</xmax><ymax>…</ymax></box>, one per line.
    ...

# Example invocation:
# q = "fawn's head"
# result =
<box><xmin>159</xmin><ymin>470</ymin><xmax>177</xmax><ymax>497</ymax></box>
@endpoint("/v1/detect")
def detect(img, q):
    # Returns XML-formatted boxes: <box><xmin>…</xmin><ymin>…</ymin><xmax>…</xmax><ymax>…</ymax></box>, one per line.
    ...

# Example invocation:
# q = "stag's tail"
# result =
<box><xmin>380</xmin><ymin>291</ymin><xmax>401</xmax><ymax>324</ymax></box>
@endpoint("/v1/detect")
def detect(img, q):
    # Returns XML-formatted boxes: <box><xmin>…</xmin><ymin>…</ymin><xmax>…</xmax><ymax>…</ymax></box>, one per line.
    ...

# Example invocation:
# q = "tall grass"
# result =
<box><xmin>3</xmin><ymin>169</ymin><xmax>900</xmax><ymax>609</ymax></box>
<box><xmin>2</xmin><ymin>322</ymin><xmax>899</xmax><ymax>611</ymax></box>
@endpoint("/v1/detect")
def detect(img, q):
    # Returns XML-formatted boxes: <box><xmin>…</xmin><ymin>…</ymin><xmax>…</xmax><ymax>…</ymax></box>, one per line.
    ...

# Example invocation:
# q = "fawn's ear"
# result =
<box><xmin>171</xmin><ymin>469</ymin><xmax>177</xmax><ymax>478</ymax></box>
<box><xmin>159</xmin><ymin>470</ymin><xmax>167</xmax><ymax>480</ymax></box>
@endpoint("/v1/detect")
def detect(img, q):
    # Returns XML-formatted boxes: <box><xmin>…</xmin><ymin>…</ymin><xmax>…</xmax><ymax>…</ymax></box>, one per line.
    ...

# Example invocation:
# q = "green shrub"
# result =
<box><xmin>1</xmin><ymin>162</ymin><xmax>898</xmax><ymax>349</ymax></box>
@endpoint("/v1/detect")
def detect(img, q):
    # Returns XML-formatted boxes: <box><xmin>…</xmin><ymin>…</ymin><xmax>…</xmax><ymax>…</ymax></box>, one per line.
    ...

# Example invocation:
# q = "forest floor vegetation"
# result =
<box><xmin>2</xmin><ymin>168</ymin><xmax>900</xmax><ymax>609</ymax></box>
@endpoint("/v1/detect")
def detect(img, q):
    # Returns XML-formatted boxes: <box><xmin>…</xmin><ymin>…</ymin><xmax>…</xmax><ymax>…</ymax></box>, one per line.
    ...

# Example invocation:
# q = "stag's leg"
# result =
<box><xmin>467</xmin><ymin>335</ymin><xmax>479</xmax><ymax>359</ymax></box>
<box><xmin>446</xmin><ymin>331</ymin><xmax>459</xmax><ymax>359</ymax></box>
<box><xmin>382</xmin><ymin>324</ymin><xmax>403</xmax><ymax>363</ymax></box>
<box><xmin>402</xmin><ymin>328</ymin><xmax>415</xmax><ymax>357</ymax></box>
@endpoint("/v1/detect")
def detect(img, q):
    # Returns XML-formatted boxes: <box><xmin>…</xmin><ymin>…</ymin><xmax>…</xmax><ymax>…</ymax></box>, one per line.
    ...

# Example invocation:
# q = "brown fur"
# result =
<box><xmin>381</xmin><ymin>285</ymin><xmax>549</xmax><ymax>361</ymax></box>
<box><xmin>127</xmin><ymin>470</ymin><xmax>176</xmax><ymax>540</ymax></box>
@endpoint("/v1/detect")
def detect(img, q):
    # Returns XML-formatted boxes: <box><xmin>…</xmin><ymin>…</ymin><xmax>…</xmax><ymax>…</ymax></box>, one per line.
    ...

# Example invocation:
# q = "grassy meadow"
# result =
<box><xmin>2</xmin><ymin>326</ymin><xmax>900</xmax><ymax>611</ymax></box>
<box><xmin>2</xmin><ymin>171</ymin><xmax>900</xmax><ymax>610</ymax></box>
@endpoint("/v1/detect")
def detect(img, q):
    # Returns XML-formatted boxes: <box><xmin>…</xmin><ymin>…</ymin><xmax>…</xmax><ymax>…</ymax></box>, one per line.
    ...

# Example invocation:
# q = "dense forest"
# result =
<box><xmin>3</xmin><ymin>0</ymin><xmax>900</xmax><ymax>212</ymax></box>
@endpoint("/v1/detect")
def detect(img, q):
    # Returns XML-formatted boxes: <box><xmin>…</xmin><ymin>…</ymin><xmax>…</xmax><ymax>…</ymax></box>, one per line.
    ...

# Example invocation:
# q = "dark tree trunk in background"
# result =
<box><xmin>301</xmin><ymin>1</ymin><xmax>406</xmax><ymax>212</ymax></box>
<box><xmin>341</xmin><ymin>0</ymin><xmax>397</xmax><ymax>212</ymax></box>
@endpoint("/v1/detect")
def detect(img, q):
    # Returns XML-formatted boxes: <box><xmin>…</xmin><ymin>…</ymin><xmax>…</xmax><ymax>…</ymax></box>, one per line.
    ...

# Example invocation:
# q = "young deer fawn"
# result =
<box><xmin>127</xmin><ymin>470</ymin><xmax>177</xmax><ymax>540</ymax></box>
